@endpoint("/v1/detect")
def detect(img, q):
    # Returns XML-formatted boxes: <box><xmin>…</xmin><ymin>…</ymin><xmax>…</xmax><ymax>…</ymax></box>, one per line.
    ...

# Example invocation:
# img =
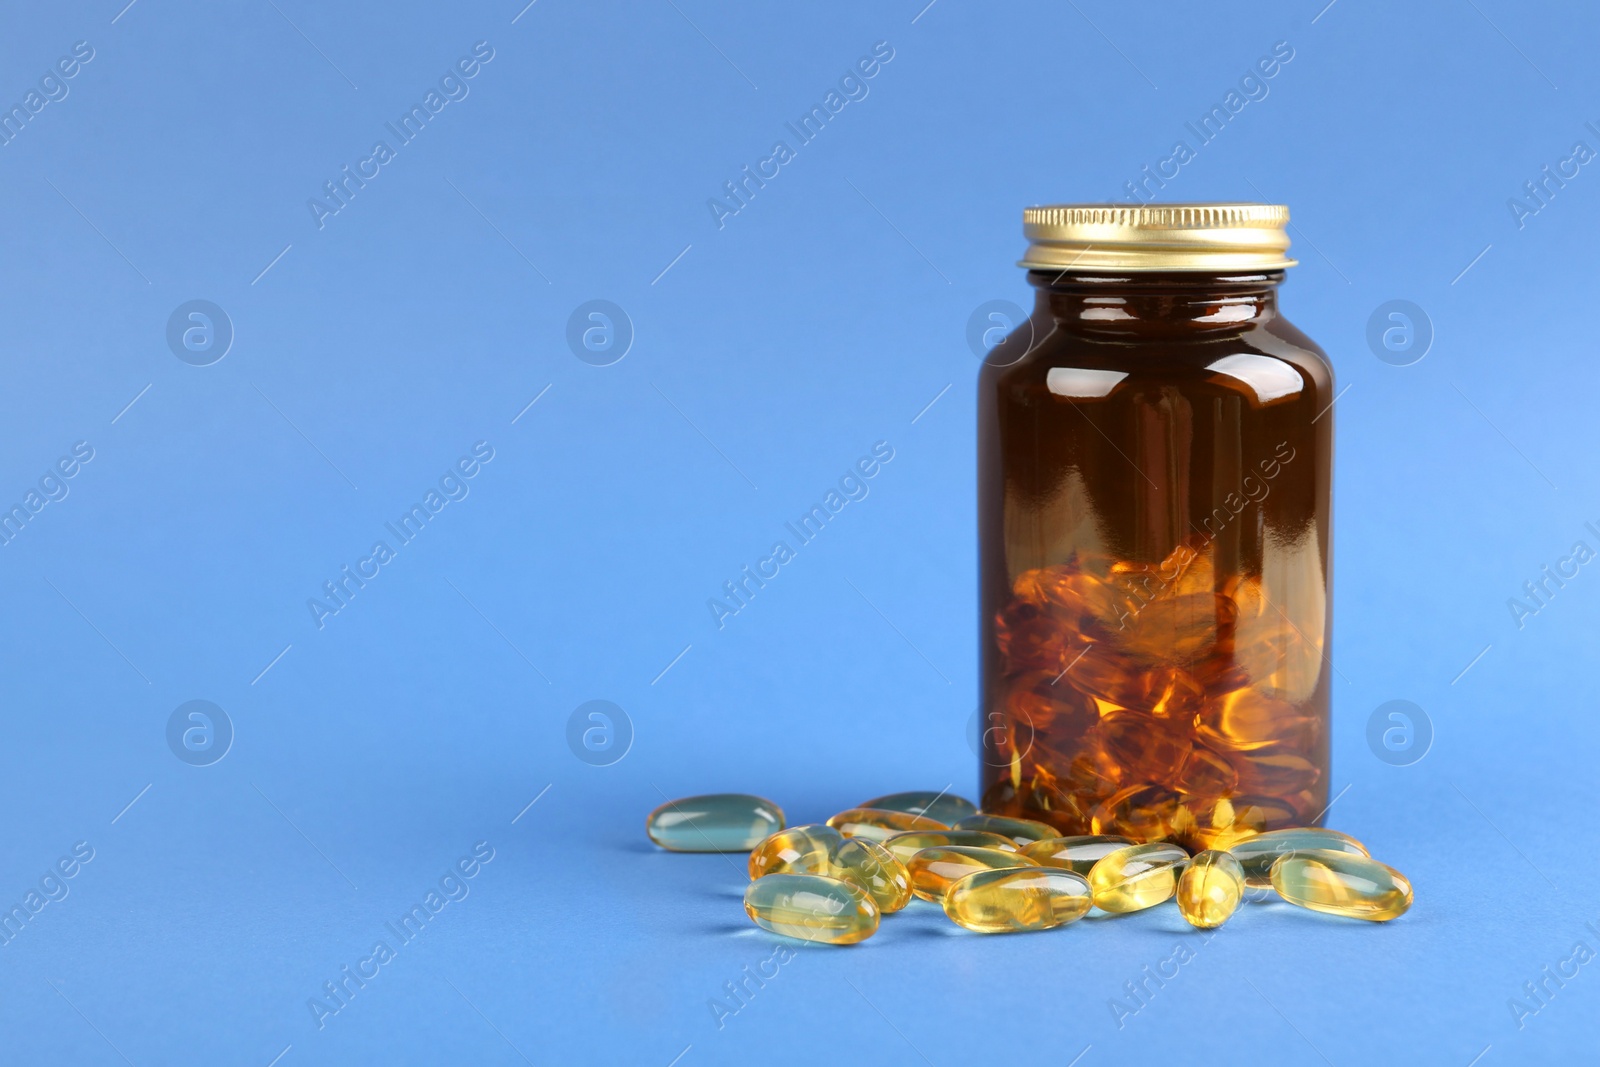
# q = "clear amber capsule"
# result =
<box><xmin>1228</xmin><ymin>827</ymin><xmax>1369</xmax><ymax>887</ymax></box>
<box><xmin>747</xmin><ymin>824</ymin><xmax>844</xmax><ymax>880</ymax></box>
<box><xmin>952</xmin><ymin>814</ymin><xmax>1062</xmax><ymax>845</ymax></box>
<box><xmin>907</xmin><ymin>846</ymin><xmax>1037</xmax><ymax>903</ymax></box>
<box><xmin>1270</xmin><ymin>850</ymin><xmax>1413</xmax><ymax>922</ymax></box>
<box><xmin>860</xmin><ymin>790</ymin><xmax>978</xmax><ymax>827</ymax></box>
<box><xmin>1023</xmin><ymin>835</ymin><xmax>1137</xmax><ymax>875</ymax></box>
<box><xmin>1177</xmin><ymin>797</ymin><xmax>1267</xmax><ymax>853</ymax></box>
<box><xmin>826</xmin><ymin>808</ymin><xmax>948</xmax><ymax>841</ymax></box>
<box><xmin>943</xmin><ymin>867</ymin><xmax>1092</xmax><ymax>933</ymax></box>
<box><xmin>1087</xmin><ymin>843</ymin><xmax>1189</xmax><ymax>913</ymax></box>
<box><xmin>743</xmin><ymin>874</ymin><xmax>880</xmax><ymax>945</ymax></box>
<box><xmin>1089</xmin><ymin>784</ymin><xmax>1185</xmax><ymax>843</ymax></box>
<box><xmin>881</xmin><ymin>830</ymin><xmax>1019</xmax><ymax>865</ymax></box>
<box><xmin>647</xmin><ymin>794</ymin><xmax>785</xmax><ymax>852</ymax></box>
<box><xmin>829</xmin><ymin>838</ymin><xmax>913</xmax><ymax>914</ymax></box>
<box><xmin>1231</xmin><ymin>752</ymin><xmax>1322</xmax><ymax>796</ymax></box>
<box><xmin>1176</xmin><ymin>850</ymin><xmax>1246</xmax><ymax>929</ymax></box>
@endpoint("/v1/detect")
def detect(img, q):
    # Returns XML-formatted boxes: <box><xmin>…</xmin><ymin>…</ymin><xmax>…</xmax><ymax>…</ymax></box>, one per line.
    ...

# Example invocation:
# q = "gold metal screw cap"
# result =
<box><xmin>1019</xmin><ymin>202</ymin><xmax>1297</xmax><ymax>273</ymax></box>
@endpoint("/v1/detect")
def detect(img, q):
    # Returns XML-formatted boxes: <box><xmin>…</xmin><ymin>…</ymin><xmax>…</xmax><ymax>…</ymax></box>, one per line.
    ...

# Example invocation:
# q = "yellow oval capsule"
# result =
<box><xmin>860</xmin><ymin>790</ymin><xmax>979</xmax><ymax>826</ymax></box>
<box><xmin>943</xmin><ymin>867</ymin><xmax>1092</xmax><ymax>933</ymax></box>
<box><xmin>1088</xmin><ymin>843</ymin><xmax>1190</xmax><ymax>913</ymax></box>
<box><xmin>1270</xmin><ymin>850</ymin><xmax>1413</xmax><ymax>922</ymax></box>
<box><xmin>826</xmin><ymin>808</ymin><xmax>948</xmax><ymax>841</ymax></box>
<box><xmin>882</xmin><ymin>830</ymin><xmax>1019</xmax><ymax>865</ymax></box>
<box><xmin>1176</xmin><ymin>850</ymin><xmax>1246</xmax><ymax>929</ymax></box>
<box><xmin>907</xmin><ymin>846</ymin><xmax>1037</xmax><ymax>903</ymax></box>
<box><xmin>829</xmin><ymin>838</ymin><xmax>913</xmax><ymax>914</ymax></box>
<box><xmin>1023</xmin><ymin>835</ymin><xmax>1137</xmax><ymax>875</ymax></box>
<box><xmin>647</xmin><ymin>794</ymin><xmax>785</xmax><ymax>852</ymax></box>
<box><xmin>742</xmin><ymin>873</ymin><xmax>879</xmax><ymax>945</ymax></box>
<box><xmin>1228</xmin><ymin>827</ymin><xmax>1369</xmax><ymax>887</ymax></box>
<box><xmin>952</xmin><ymin>814</ymin><xmax>1062</xmax><ymax>845</ymax></box>
<box><xmin>747</xmin><ymin>824</ymin><xmax>844</xmax><ymax>880</ymax></box>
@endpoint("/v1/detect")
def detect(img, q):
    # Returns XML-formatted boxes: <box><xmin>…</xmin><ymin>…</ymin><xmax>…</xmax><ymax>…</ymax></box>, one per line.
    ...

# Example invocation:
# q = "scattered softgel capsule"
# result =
<box><xmin>743</xmin><ymin>873</ymin><xmax>879</xmax><ymax>944</ymax></box>
<box><xmin>943</xmin><ymin>867</ymin><xmax>1092</xmax><ymax>933</ymax></box>
<box><xmin>825</xmin><ymin>808</ymin><xmax>948</xmax><ymax>841</ymax></box>
<box><xmin>860</xmin><ymin>791</ymin><xmax>978</xmax><ymax>826</ymax></box>
<box><xmin>908</xmin><ymin>846</ymin><xmax>1037</xmax><ymax>903</ymax></box>
<box><xmin>1228</xmin><ymin>827</ymin><xmax>1369</xmax><ymax>887</ymax></box>
<box><xmin>747</xmin><ymin>828</ymin><xmax>911</xmax><ymax>913</ymax></box>
<box><xmin>952</xmin><ymin>814</ymin><xmax>1061</xmax><ymax>845</ymax></box>
<box><xmin>1088</xmin><ymin>842</ymin><xmax>1190</xmax><ymax>913</ymax></box>
<box><xmin>1270</xmin><ymin>850</ymin><xmax>1413</xmax><ymax>922</ymax></box>
<box><xmin>830</xmin><ymin>838</ymin><xmax>913</xmax><ymax>914</ymax></box>
<box><xmin>1022</xmin><ymin>835</ymin><xmax>1136</xmax><ymax>875</ymax></box>
<box><xmin>647</xmin><ymin>794</ymin><xmax>785</xmax><ymax>852</ymax></box>
<box><xmin>747</xmin><ymin>824</ymin><xmax>843</xmax><ymax>880</ymax></box>
<box><xmin>659</xmin><ymin>795</ymin><xmax>1410</xmax><ymax>944</ymax></box>
<box><xmin>1176</xmin><ymin>850</ymin><xmax>1246</xmax><ymax>929</ymax></box>
<box><xmin>881</xmin><ymin>830</ymin><xmax>1018</xmax><ymax>865</ymax></box>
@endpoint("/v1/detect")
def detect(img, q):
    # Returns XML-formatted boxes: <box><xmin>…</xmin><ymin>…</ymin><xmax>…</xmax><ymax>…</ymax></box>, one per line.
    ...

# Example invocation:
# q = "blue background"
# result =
<box><xmin>0</xmin><ymin>0</ymin><xmax>1594</xmax><ymax>1063</ymax></box>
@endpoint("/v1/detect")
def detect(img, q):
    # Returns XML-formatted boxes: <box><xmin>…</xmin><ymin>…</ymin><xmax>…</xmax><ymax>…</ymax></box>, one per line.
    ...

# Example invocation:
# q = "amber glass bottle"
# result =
<box><xmin>977</xmin><ymin>204</ymin><xmax>1333</xmax><ymax>852</ymax></box>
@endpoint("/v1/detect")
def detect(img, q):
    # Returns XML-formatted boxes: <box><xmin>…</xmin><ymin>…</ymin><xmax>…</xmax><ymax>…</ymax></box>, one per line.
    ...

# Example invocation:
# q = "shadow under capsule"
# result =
<box><xmin>703</xmin><ymin>922</ymin><xmax>763</xmax><ymax>937</ymax></box>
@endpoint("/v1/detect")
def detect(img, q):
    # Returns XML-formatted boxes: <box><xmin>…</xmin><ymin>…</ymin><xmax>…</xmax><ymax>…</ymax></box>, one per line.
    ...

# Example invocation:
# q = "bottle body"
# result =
<box><xmin>977</xmin><ymin>271</ymin><xmax>1333</xmax><ymax>851</ymax></box>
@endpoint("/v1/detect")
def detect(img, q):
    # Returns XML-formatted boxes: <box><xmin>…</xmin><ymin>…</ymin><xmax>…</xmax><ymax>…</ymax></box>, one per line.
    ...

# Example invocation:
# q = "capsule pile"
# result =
<box><xmin>647</xmin><ymin>791</ymin><xmax>1413</xmax><ymax>943</ymax></box>
<box><xmin>987</xmin><ymin>542</ymin><xmax>1326</xmax><ymax>850</ymax></box>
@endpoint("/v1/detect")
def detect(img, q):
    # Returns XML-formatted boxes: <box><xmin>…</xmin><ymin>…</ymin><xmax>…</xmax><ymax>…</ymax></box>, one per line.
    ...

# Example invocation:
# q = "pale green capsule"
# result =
<box><xmin>646</xmin><ymin>794</ymin><xmax>785</xmax><ymax>852</ymax></box>
<box><xmin>953</xmin><ymin>814</ymin><xmax>1063</xmax><ymax>846</ymax></box>
<box><xmin>743</xmin><ymin>874</ymin><xmax>879</xmax><ymax>944</ymax></box>
<box><xmin>1227</xmin><ymin>828</ymin><xmax>1369</xmax><ymax>887</ymax></box>
<box><xmin>859</xmin><ymin>791</ymin><xmax>979</xmax><ymax>827</ymax></box>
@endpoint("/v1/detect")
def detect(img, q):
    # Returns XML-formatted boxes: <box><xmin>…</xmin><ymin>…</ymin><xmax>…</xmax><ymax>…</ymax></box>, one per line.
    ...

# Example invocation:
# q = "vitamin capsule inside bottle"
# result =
<box><xmin>1176</xmin><ymin>850</ymin><xmax>1246</xmax><ymax>929</ymax></box>
<box><xmin>647</xmin><ymin>794</ymin><xmax>785</xmax><ymax>852</ymax></box>
<box><xmin>743</xmin><ymin>873</ymin><xmax>880</xmax><ymax>945</ymax></box>
<box><xmin>1228</xmin><ymin>827</ymin><xmax>1369</xmax><ymax>887</ymax></box>
<box><xmin>860</xmin><ymin>790</ymin><xmax>979</xmax><ymax>827</ymax></box>
<box><xmin>952</xmin><ymin>814</ymin><xmax>1062</xmax><ymax>846</ymax></box>
<box><xmin>943</xmin><ymin>867</ymin><xmax>1092</xmax><ymax>933</ymax></box>
<box><xmin>825</xmin><ymin>808</ymin><xmax>948</xmax><ymax>841</ymax></box>
<box><xmin>829</xmin><ymin>838</ymin><xmax>913</xmax><ymax>913</ymax></box>
<box><xmin>907</xmin><ymin>846</ymin><xmax>1037</xmax><ymax>903</ymax></box>
<box><xmin>1270</xmin><ymin>850</ymin><xmax>1412</xmax><ymax>922</ymax></box>
<box><xmin>747</xmin><ymin>824</ymin><xmax>844</xmax><ymax>880</ymax></box>
<box><xmin>1022</xmin><ymin>835</ymin><xmax>1136</xmax><ymax>875</ymax></box>
<box><xmin>881</xmin><ymin>830</ymin><xmax>1019</xmax><ymax>865</ymax></box>
<box><xmin>1087</xmin><ymin>843</ymin><xmax>1189</xmax><ymax>913</ymax></box>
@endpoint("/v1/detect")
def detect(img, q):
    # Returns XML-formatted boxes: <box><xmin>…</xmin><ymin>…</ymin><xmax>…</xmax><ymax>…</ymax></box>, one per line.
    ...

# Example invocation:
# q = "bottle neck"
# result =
<box><xmin>1027</xmin><ymin>270</ymin><xmax>1283</xmax><ymax>338</ymax></box>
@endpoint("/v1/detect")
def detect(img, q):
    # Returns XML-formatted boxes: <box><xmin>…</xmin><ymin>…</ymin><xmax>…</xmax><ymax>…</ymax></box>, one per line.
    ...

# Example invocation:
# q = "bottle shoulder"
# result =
<box><xmin>980</xmin><ymin>313</ymin><xmax>1334</xmax><ymax>404</ymax></box>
